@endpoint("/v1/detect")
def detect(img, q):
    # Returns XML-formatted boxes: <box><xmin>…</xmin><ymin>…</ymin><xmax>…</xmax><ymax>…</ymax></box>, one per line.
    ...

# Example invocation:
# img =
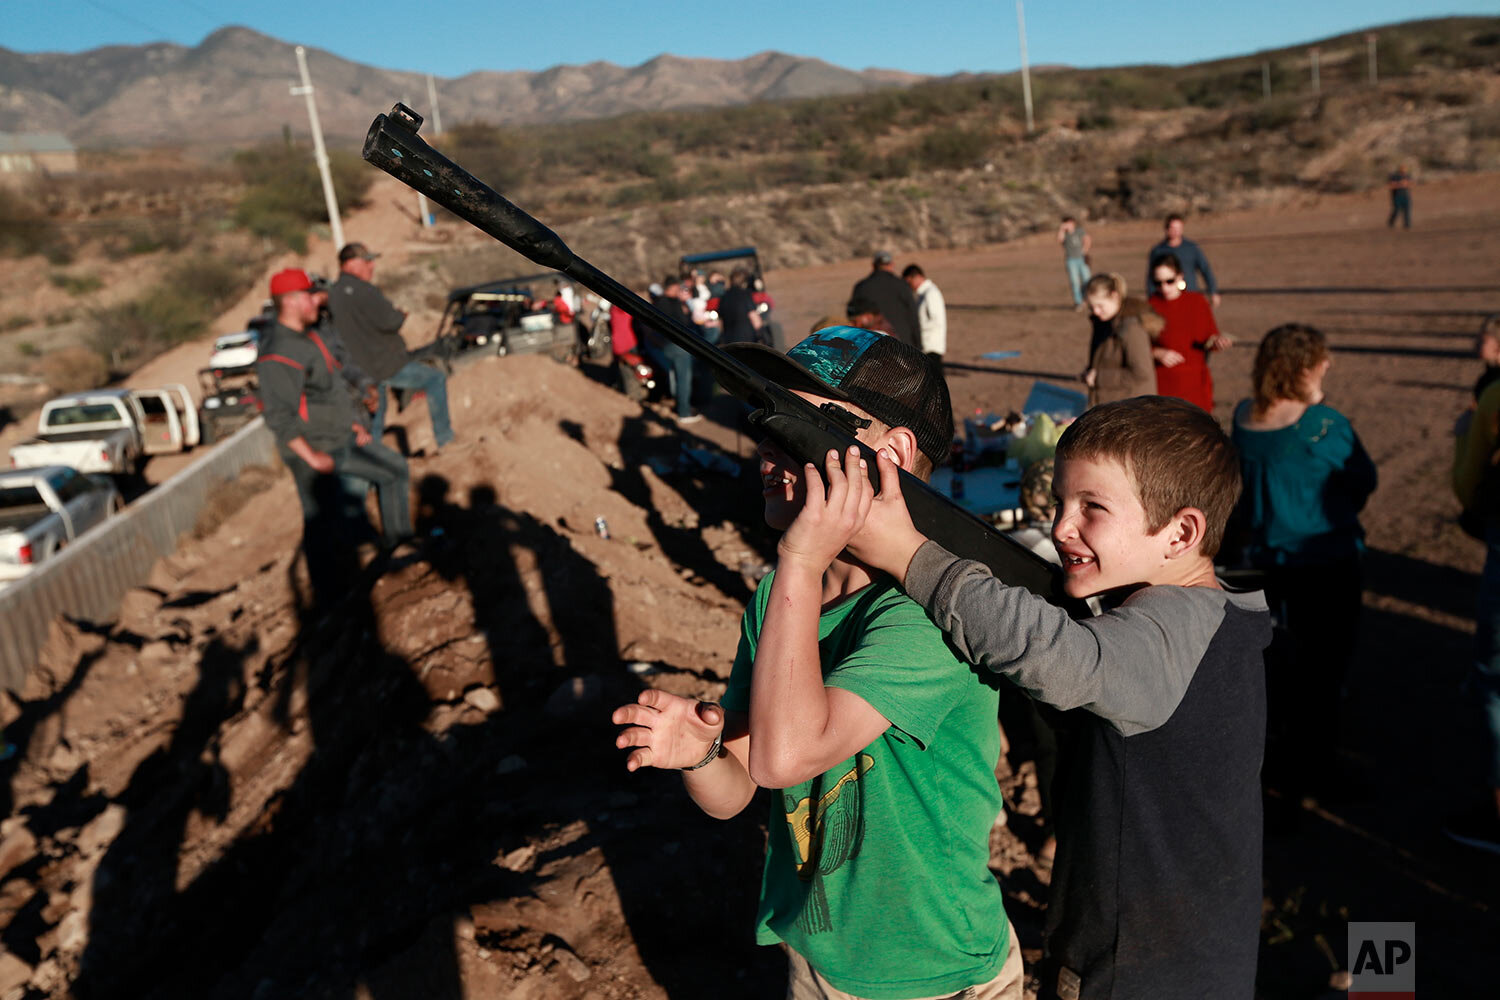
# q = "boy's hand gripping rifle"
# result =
<box><xmin>363</xmin><ymin>103</ymin><xmax>1084</xmax><ymax>611</ymax></box>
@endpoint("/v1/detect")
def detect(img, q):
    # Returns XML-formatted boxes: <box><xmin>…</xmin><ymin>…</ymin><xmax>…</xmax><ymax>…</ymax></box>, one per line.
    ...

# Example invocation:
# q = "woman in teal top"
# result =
<box><xmin>1232</xmin><ymin>324</ymin><xmax>1376</xmax><ymax>801</ymax></box>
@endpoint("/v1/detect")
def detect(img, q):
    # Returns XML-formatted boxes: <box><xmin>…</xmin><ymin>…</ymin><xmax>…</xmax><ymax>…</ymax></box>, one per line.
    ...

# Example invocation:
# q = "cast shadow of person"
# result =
<box><xmin>605</xmin><ymin>413</ymin><xmax>773</xmax><ymax>605</ymax></box>
<box><xmin>414</xmin><ymin>473</ymin><xmax>783</xmax><ymax>997</ymax></box>
<box><xmin>70</xmin><ymin>487</ymin><xmax>530</xmax><ymax>998</ymax></box>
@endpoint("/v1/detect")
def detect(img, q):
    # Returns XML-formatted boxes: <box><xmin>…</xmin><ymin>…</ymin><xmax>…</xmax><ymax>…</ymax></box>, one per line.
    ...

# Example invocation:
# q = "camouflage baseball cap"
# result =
<box><xmin>724</xmin><ymin>325</ymin><xmax>954</xmax><ymax>466</ymax></box>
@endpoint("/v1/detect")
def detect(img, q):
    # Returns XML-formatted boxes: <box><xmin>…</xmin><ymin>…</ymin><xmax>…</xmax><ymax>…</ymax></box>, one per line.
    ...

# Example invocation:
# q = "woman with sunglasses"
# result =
<box><xmin>1148</xmin><ymin>253</ymin><xmax>1232</xmax><ymax>412</ymax></box>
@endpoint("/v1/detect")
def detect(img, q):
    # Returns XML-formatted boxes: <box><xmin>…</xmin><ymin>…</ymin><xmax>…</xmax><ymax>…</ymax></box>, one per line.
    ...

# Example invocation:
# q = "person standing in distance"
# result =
<box><xmin>851</xmin><ymin>250</ymin><xmax>921</xmax><ymax>350</ymax></box>
<box><xmin>1147</xmin><ymin>214</ymin><xmax>1220</xmax><ymax>309</ymax></box>
<box><xmin>902</xmin><ymin>263</ymin><xmax>947</xmax><ymax>363</ymax></box>
<box><xmin>1387</xmin><ymin>163</ymin><xmax>1413</xmax><ymax>229</ymax></box>
<box><xmin>328</xmin><ymin>242</ymin><xmax>456</xmax><ymax>453</ymax></box>
<box><xmin>1057</xmin><ymin>216</ymin><xmax>1092</xmax><ymax>311</ymax></box>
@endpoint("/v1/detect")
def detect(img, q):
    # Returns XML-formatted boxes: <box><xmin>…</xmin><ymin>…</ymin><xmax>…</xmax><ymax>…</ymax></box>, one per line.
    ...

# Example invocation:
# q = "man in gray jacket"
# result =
<box><xmin>329</xmin><ymin>243</ymin><xmax>455</xmax><ymax>452</ymax></box>
<box><xmin>257</xmin><ymin>269</ymin><xmax>412</xmax><ymax>580</ymax></box>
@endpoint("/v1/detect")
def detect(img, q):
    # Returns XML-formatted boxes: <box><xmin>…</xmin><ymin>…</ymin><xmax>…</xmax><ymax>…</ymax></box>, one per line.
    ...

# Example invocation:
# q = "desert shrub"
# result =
<box><xmin>0</xmin><ymin>187</ymin><xmax>68</xmax><ymax>260</ymax></box>
<box><xmin>1378</xmin><ymin>38</ymin><xmax>1416</xmax><ymax>78</ymax></box>
<box><xmin>89</xmin><ymin>255</ymin><xmax>252</xmax><ymax>366</ymax></box>
<box><xmin>684</xmin><ymin>162</ymin><xmax>756</xmax><ymax>196</ymax></box>
<box><xmin>49</xmin><ymin>272</ymin><xmax>103</xmax><ymax>295</ymax></box>
<box><xmin>441</xmin><ymin>122</ymin><xmax>534</xmax><ymax>192</ymax></box>
<box><xmin>16</xmin><ymin>339</ymin><xmax>37</xmax><ymax>354</ymax></box>
<box><xmin>763</xmin><ymin>153</ymin><xmax>828</xmax><ymax>187</ymax></box>
<box><xmin>5</xmin><ymin>317</ymin><xmax>34</xmax><ymax>334</ymax></box>
<box><xmin>1082</xmin><ymin>71</ymin><xmax>1177</xmax><ymax>111</ymax></box>
<box><xmin>873</xmin><ymin>151</ymin><xmax>914</xmax><ymax>180</ymax></box>
<box><xmin>233</xmin><ymin>143</ymin><xmax>375</xmax><ymax>252</ymax></box>
<box><xmin>1246</xmin><ymin>96</ymin><xmax>1302</xmax><ymax>132</ymax></box>
<box><xmin>39</xmin><ymin>346</ymin><xmax>109</xmax><ymax>393</ymax></box>
<box><xmin>1469</xmin><ymin>104</ymin><xmax>1500</xmax><ymax>141</ymax></box>
<box><xmin>1077</xmin><ymin>106</ymin><xmax>1116</xmax><ymax>131</ymax></box>
<box><xmin>852</xmin><ymin>91</ymin><xmax>904</xmax><ymax>136</ymax></box>
<box><xmin>911</xmin><ymin>126</ymin><xmax>994</xmax><ymax>170</ymax></box>
<box><xmin>124</xmin><ymin>219</ymin><xmax>192</xmax><ymax>256</ymax></box>
<box><xmin>607</xmin><ymin>183</ymin><xmax>656</xmax><ymax>208</ymax></box>
<box><xmin>832</xmin><ymin>141</ymin><xmax>873</xmax><ymax>178</ymax></box>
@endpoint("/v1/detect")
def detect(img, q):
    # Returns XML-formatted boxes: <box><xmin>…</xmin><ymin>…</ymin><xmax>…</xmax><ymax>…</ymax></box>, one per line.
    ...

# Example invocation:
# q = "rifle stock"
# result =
<box><xmin>363</xmin><ymin>103</ymin><xmax>1084</xmax><ymax>611</ymax></box>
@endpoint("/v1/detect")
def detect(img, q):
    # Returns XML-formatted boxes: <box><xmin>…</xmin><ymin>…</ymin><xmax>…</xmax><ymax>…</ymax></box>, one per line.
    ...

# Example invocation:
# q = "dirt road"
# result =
<box><xmin>0</xmin><ymin>174</ymin><xmax>1496</xmax><ymax>999</ymax></box>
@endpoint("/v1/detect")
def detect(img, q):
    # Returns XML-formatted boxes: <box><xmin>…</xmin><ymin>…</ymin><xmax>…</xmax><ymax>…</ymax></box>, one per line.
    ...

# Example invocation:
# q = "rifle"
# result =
<box><xmin>363</xmin><ymin>103</ymin><xmax>1084</xmax><ymax>611</ymax></box>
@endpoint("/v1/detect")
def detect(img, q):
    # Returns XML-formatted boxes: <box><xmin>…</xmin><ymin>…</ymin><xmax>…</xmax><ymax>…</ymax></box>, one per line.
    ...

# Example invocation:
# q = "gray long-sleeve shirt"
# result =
<box><xmin>255</xmin><ymin>321</ymin><xmax>357</xmax><ymax>453</ymax></box>
<box><xmin>903</xmin><ymin>541</ymin><xmax>1270</xmax><ymax>1000</ymax></box>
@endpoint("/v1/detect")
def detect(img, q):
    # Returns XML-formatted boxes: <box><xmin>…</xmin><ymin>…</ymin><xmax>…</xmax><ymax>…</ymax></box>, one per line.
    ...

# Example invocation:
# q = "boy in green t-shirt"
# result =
<box><xmin>612</xmin><ymin>327</ymin><xmax>1022</xmax><ymax>999</ymax></box>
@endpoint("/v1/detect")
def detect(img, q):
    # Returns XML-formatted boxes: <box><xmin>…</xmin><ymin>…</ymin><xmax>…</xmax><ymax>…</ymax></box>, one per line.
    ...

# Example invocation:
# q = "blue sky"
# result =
<box><xmin>6</xmin><ymin>1</ymin><xmax>1494</xmax><ymax>77</ymax></box>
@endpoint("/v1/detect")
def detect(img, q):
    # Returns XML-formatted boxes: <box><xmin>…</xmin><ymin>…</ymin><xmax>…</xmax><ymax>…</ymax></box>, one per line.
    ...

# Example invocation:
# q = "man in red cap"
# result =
<box><xmin>257</xmin><ymin>268</ymin><xmax>412</xmax><ymax>586</ymax></box>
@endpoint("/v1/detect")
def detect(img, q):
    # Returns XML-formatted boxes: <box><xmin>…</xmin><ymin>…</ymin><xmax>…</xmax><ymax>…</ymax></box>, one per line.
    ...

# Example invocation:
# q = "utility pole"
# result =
<box><xmin>403</xmin><ymin>92</ymin><xmax>432</xmax><ymax>228</ymax></box>
<box><xmin>1262</xmin><ymin>61</ymin><xmax>1271</xmax><ymax>100</ymax></box>
<box><xmin>290</xmin><ymin>45</ymin><xmax>344</xmax><ymax>252</ymax></box>
<box><xmin>1366</xmin><ymin>33</ymin><xmax>1378</xmax><ymax>85</ymax></box>
<box><xmin>1310</xmin><ymin>47</ymin><xmax>1320</xmax><ymax>95</ymax></box>
<box><xmin>426</xmin><ymin>73</ymin><xmax>444</xmax><ymax>135</ymax></box>
<box><xmin>1016</xmin><ymin>0</ymin><xmax>1034</xmax><ymax>134</ymax></box>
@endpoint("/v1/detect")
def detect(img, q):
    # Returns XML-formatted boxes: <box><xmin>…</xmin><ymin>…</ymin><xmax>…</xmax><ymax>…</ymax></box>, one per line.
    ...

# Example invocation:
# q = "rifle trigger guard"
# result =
<box><xmin>820</xmin><ymin>403</ymin><xmax>872</xmax><ymax>432</ymax></box>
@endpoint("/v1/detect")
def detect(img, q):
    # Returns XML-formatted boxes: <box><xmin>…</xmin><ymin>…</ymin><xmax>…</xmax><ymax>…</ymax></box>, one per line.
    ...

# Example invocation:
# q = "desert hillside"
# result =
<box><xmin>0</xmin><ymin>26</ymin><xmax>923</xmax><ymax>147</ymax></box>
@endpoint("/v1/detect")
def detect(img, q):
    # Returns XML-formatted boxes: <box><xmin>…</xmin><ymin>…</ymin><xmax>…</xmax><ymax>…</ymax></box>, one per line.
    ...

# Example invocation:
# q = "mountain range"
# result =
<box><xmin>0</xmin><ymin>26</ymin><xmax>925</xmax><ymax>149</ymax></box>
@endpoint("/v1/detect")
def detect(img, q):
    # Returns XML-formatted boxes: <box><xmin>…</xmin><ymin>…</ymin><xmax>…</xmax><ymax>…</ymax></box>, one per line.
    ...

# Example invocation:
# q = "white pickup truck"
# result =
<box><xmin>7</xmin><ymin>386</ymin><xmax>201</xmax><ymax>476</ymax></box>
<box><xmin>0</xmin><ymin>465</ymin><xmax>123</xmax><ymax>582</ymax></box>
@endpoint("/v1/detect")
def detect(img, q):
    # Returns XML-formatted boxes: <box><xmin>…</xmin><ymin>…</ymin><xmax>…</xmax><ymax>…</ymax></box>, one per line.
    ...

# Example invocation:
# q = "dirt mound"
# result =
<box><xmin>0</xmin><ymin>354</ymin><xmax>790</xmax><ymax>998</ymax></box>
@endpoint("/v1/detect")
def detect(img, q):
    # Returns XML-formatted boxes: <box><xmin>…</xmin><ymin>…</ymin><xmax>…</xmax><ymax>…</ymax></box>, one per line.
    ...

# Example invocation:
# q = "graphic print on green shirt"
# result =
<box><xmin>784</xmin><ymin>752</ymin><xmax>874</xmax><ymax>934</ymax></box>
<box><xmin>721</xmin><ymin>573</ymin><xmax>1008</xmax><ymax>1000</ymax></box>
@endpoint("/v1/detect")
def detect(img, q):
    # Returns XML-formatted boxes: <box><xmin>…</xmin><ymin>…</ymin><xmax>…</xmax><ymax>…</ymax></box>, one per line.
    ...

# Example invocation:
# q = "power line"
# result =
<box><xmin>174</xmin><ymin>0</ymin><xmax>221</xmax><ymax>18</ymax></box>
<box><xmin>78</xmin><ymin>0</ymin><xmax>173</xmax><ymax>41</ymax></box>
<box><xmin>169</xmin><ymin>0</ymin><xmax>225</xmax><ymax>28</ymax></box>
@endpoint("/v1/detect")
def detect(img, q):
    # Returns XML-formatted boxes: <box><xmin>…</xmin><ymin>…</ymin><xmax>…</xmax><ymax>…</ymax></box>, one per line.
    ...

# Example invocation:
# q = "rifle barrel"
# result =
<box><xmin>362</xmin><ymin>103</ymin><xmax>1083</xmax><ymax>611</ymax></box>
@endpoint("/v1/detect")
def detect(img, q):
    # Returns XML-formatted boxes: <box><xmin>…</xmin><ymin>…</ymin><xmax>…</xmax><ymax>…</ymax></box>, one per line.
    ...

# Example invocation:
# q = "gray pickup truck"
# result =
<box><xmin>0</xmin><ymin>465</ymin><xmax>123</xmax><ymax>582</ymax></box>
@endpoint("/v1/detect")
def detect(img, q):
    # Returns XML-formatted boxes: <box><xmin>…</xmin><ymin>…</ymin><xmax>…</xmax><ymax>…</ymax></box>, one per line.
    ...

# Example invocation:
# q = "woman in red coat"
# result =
<box><xmin>1148</xmin><ymin>253</ymin><xmax>1232</xmax><ymax>412</ymax></box>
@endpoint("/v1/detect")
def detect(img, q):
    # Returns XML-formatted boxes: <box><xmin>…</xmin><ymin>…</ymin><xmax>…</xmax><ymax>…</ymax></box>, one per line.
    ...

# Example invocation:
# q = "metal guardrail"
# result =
<box><xmin>0</xmin><ymin>417</ymin><xmax>276</xmax><ymax>691</ymax></box>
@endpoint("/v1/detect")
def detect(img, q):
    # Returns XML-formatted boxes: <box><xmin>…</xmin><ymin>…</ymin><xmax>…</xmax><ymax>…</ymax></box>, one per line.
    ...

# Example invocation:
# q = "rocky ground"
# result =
<box><xmin>0</xmin><ymin>172</ymin><xmax>1498</xmax><ymax>998</ymax></box>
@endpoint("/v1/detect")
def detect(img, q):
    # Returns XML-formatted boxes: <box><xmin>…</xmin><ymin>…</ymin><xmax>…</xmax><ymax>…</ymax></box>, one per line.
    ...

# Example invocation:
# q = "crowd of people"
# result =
<box><xmin>604</xmin><ymin>265</ymin><xmax>780</xmax><ymax>424</ymax></box>
<box><xmin>606</xmin><ymin>200</ymin><xmax>1496</xmax><ymax>1000</ymax></box>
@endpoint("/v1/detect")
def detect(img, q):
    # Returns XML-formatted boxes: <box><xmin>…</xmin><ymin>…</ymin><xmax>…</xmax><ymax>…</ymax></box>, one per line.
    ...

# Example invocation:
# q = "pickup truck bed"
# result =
<box><xmin>0</xmin><ymin>467</ymin><xmax>122</xmax><ymax>581</ymax></box>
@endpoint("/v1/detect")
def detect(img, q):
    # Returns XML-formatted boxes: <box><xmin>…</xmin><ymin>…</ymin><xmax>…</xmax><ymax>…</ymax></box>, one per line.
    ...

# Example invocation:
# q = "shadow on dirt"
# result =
<box><xmin>1329</xmin><ymin>344</ymin><xmax>1473</xmax><ymax>361</ymax></box>
<box><xmin>1362</xmin><ymin>546</ymin><xmax>1479</xmax><ymax>621</ymax></box>
<box><xmin>606</xmin><ymin>412</ymin><xmax>771</xmax><ymax>604</ymax></box>
<box><xmin>1253</xmin><ymin>538</ymin><xmax>1498</xmax><ymax>998</ymax></box>
<box><xmin>1223</xmin><ymin>284</ymin><xmax>1500</xmax><ymax>295</ymax></box>
<box><xmin>51</xmin><ymin>474</ymin><xmax>780</xmax><ymax>999</ymax></box>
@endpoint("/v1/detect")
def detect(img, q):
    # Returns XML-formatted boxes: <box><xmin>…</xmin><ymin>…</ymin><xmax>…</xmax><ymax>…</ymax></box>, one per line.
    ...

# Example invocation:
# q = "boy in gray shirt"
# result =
<box><xmin>831</xmin><ymin>395</ymin><xmax>1271</xmax><ymax>1000</ymax></box>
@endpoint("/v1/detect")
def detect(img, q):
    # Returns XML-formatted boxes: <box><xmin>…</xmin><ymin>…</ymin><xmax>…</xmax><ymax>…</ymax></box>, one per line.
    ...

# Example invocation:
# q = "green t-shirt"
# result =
<box><xmin>721</xmin><ymin>572</ymin><xmax>1008</xmax><ymax>999</ymax></box>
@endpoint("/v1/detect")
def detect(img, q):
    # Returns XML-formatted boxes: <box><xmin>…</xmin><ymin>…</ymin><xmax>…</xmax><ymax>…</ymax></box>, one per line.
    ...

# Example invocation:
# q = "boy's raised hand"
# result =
<box><xmin>843</xmin><ymin>448</ymin><xmax>928</xmax><ymax>583</ymax></box>
<box><xmin>612</xmin><ymin>689</ymin><xmax>724</xmax><ymax>772</ymax></box>
<box><xmin>776</xmin><ymin>446</ymin><xmax>873</xmax><ymax>574</ymax></box>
